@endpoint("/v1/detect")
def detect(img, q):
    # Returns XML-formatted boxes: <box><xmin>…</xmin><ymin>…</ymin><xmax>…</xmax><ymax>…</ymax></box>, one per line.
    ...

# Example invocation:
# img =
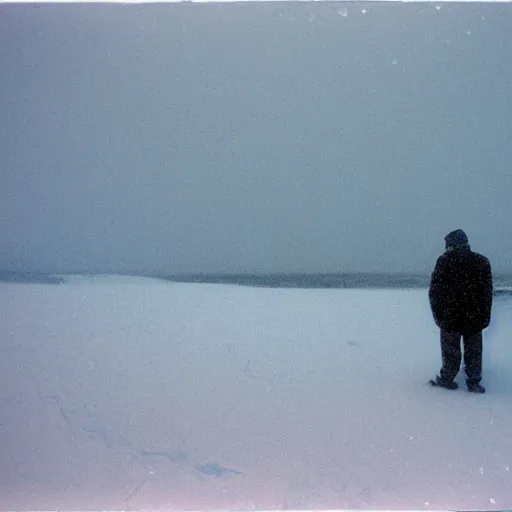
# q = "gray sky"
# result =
<box><xmin>1</xmin><ymin>2</ymin><xmax>511</xmax><ymax>274</ymax></box>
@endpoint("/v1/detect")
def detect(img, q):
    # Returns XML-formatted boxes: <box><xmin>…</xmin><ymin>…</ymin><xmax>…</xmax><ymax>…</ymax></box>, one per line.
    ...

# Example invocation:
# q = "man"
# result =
<box><xmin>428</xmin><ymin>229</ymin><xmax>493</xmax><ymax>393</ymax></box>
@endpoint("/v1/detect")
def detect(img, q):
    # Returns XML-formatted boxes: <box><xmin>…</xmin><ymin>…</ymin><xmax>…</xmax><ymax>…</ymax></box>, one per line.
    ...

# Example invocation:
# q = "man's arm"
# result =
<box><xmin>429</xmin><ymin>256</ymin><xmax>446</xmax><ymax>326</ymax></box>
<box><xmin>482</xmin><ymin>259</ymin><xmax>493</xmax><ymax>327</ymax></box>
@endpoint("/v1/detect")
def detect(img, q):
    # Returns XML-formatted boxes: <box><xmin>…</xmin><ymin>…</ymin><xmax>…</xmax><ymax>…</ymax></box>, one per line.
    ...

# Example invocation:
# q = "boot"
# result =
<box><xmin>467</xmin><ymin>382</ymin><xmax>486</xmax><ymax>393</ymax></box>
<box><xmin>433</xmin><ymin>375</ymin><xmax>458</xmax><ymax>390</ymax></box>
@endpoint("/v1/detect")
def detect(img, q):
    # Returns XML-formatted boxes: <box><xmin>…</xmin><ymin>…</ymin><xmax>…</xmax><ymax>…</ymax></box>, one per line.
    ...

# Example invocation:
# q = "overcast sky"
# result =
<box><xmin>1</xmin><ymin>2</ymin><xmax>511</xmax><ymax>274</ymax></box>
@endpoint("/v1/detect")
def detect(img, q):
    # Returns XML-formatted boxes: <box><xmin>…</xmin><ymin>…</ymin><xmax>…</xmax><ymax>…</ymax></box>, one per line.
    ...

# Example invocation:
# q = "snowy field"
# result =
<box><xmin>1</xmin><ymin>275</ymin><xmax>512</xmax><ymax>511</ymax></box>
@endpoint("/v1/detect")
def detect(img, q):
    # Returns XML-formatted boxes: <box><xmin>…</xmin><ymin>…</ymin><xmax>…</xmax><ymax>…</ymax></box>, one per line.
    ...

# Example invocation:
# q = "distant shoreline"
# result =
<box><xmin>2</xmin><ymin>271</ymin><xmax>512</xmax><ymax>295</ymax></box>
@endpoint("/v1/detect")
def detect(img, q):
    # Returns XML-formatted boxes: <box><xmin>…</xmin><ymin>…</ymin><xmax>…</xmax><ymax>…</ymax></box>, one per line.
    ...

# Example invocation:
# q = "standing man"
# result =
<box><xmin>429</xmin><ymin>229</ymin><xmax>493</xmax><ymax>393</ymax></box>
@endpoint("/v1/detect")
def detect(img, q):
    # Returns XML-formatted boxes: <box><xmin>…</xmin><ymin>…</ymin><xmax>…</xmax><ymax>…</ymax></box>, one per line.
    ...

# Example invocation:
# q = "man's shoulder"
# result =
<box><xmin>470</xmin><ymin>250</ymin><xmax>491</xmax><ymax>267</ymax></box>
<box><xmin>433</xmin><ymin>252</ymin><xmax>450</xmax><ymax>270</ymax></box>
<box><xmin>435</xmin><ymin>249</ymin><xmax>490</xmax><ymax>268</ymax></box>
<box><xmin>435</xmin><ymin>251</ymin><xmax>452</xmax><ymax>265</ymax></box>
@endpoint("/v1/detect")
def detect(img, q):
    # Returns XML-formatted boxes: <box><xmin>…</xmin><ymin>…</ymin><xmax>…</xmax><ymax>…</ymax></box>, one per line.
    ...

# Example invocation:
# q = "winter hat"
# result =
<box><xmin>445</xmin><ymin>229</ymin><xmax>469</xmax><ymax>248</ymax></box>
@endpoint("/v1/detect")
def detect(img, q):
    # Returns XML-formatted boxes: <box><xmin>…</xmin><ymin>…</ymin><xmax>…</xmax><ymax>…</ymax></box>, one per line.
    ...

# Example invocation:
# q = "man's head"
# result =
<box><xmin>445</xmin><ymin>229</ymin><xmax>469</xmax><ymax>250</ymax></box>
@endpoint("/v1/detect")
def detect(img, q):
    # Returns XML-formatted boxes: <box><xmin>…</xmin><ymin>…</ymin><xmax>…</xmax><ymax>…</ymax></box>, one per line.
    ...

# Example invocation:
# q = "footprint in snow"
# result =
<box><xmin>196</xmin><ymin>461</ymin><xmax>243</xmax><ymax>478</ymax></box>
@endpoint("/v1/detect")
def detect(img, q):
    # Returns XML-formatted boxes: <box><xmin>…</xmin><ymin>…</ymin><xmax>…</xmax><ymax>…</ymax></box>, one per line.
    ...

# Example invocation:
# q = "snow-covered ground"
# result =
<box><xmin>2</xmin><ymin>276</ymin><xmax>512</xmax><ymax>510</ymax></box>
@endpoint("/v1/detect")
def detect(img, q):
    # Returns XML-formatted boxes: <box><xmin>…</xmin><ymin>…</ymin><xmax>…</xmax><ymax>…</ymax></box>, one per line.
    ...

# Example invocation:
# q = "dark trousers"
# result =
<box><xmin>439</xmin><ymin>330</ymin><xmax>483</xmax><ymax>385</ymax></box>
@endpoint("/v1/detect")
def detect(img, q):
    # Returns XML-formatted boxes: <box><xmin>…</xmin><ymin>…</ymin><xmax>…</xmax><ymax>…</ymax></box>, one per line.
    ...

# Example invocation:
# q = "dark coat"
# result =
<box><xmin>429</xmin><ymin>245</ymin><xmax>493</xmax><ymax>335</ymax></box>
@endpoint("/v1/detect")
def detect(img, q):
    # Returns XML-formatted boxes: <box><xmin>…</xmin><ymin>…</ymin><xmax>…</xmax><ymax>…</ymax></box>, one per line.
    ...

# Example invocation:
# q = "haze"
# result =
<box><xmin>1</xmin><ymin>2</ymin><xmax>511</xmax><ymax>275</ymax></box>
